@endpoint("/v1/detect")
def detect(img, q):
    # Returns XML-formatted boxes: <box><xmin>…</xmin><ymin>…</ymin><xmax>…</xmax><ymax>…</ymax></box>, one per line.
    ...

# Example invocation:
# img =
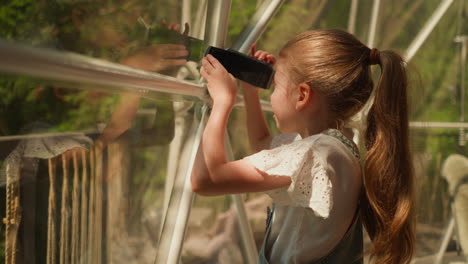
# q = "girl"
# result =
<box><xmin>191</xmin><ymin>29</ymin><xmax>414</xmax><ymax>264</ymax></box>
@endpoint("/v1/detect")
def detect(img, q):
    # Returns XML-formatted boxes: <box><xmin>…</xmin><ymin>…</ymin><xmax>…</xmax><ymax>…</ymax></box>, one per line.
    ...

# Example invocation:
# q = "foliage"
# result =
<box><xmin>0</xmin><ymin>0</ymin><xmax>468</xmax><ymax>260</ymax></box>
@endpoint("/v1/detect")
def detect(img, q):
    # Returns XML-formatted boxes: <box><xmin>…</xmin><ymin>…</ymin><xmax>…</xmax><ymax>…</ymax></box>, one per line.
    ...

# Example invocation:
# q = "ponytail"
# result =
<box><xmin>278</xmin><ymin>29</ymin><xmax>415</xmax><ymax>263</ymax></box>
<box><xmin>361</xmin><ymin>50</ymin><xmax>415</xmax><ymax>264</ymax></box>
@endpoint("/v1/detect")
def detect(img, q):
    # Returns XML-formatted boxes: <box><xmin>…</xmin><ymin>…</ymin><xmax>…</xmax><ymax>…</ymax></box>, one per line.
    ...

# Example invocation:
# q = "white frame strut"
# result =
<box><xmin>1</xmin><ymin>1</ymin><xmax>467</xmax><ymax>264</ymax></box>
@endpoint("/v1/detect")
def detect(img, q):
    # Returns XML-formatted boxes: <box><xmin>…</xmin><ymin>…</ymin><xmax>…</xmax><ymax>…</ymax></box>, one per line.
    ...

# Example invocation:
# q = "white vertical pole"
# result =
<box><xmin>157</xmin><ymin>1</ymin><xmax>233</xmax><ymax>264</ymax></box>
<box><xmin>163</xmin><ymin>0</ymin><xmax>196</xmax><ymax>230</ymax></box>
<box><xmin>434</xmin><ymin>217</ymin><xmax>455</xmax><ymax>264</ymax></box>
<box><xmin>204</xmin><ymin>0</ymin><xmax>232</xmax><ymax>48</ymax></box>
<box><xmin>232</xmin><ymin>0</ymin><xmax>285</xmax><ymax>54</ymax></box>
<box><xmin>165</xmin><ymin>105</ymin><xmax>208</xmax><ymax>264</ymax></box>
<box><xmin>225</xmin><ymin>135</ymin><xmax>259</xmax><ymax>264</ymax></box>
<box><xmin>193</xmin><ymin>0</ymin><xmax>208</xmax><ymax>39</ymax></box>
<box><xmin>352</xmin><ymin>0</ymin><xmax>381</xmax><ymax>145</ymax></box>
<box><xmin>181</xmin><ymin>0</ymin><xmax>191</xmax><ymax>29</ymax></box>
<box><xmin>161</xmin><ymin>102</ymin><xmax>188</xmax><ymax>237</ymax></box>
<box><xmin>405</xmin><ymin>0</ymin><xmax>455</xmax><ymax>62</ymax></box>
<box><xmin>347</xmin><ymin>0</ymin><xmax>359</xmax><ymax>34</ymax></box>
<box><xmin>455</xmin><ymin>36</ymin><xmax>467</xmax><ymax>146</ymax></box>
<box><xmin>367</xmin><ymin>0</ymin><xmax>380</xmax><ymax>48</ymax></box>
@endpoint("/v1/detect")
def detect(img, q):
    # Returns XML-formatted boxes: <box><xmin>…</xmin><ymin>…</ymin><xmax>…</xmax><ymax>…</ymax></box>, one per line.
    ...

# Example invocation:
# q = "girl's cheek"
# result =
<box><xmin>270</xmin><ymin>89</ymin><xmax>277</xmax><ymax>103</ymax></box>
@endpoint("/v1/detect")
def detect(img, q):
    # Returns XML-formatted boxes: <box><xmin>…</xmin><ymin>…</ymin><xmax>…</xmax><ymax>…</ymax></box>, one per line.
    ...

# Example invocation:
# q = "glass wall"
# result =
<box><xmin>181</xmin><ymin>106</ymin><xmax>278</xmax><ymax>263</ymax></box>
<box><xmin>0</xmin><ymin>0</ymin><xmax>209</xmax><ymax>83</ymax></box>
<box><xmin>239</xmin><ymin>0</ymin><xmax>468</xmax><ymax>262</ymax></box>
<box><xmin>0</xmin><ymin>73</ymin><xmax>204</xmax><ymax>263</ymax></box>
<box><xmin>1</xmin><ymin>0</ymin><xmax>468</xmax><ymax>263</ymax></box>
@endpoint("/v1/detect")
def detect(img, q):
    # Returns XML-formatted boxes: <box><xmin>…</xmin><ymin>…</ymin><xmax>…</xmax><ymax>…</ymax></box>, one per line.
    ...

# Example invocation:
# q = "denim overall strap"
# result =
<box><xmin>322</xmin><ymin>129</ymin><xmax>360</xmax><ymax>160</ymax></box>
<box><xmin>313</xmin><ymin>216</ymin><xmax>363</xmax><ymax>264</ymax></box>
<box><xmin>315</xmin><ymin>129</ymin><xmax>363</xmax><ymax>264</ymax></box>
<box><xmin>258</xmin><ymin>203</ymin><xmax>276</xmax><ymax>264</ymax></box>
<box><xmin>257</xmin><ymin>130</ymin><xmax>362</xmax><ymax>264</ymax></box>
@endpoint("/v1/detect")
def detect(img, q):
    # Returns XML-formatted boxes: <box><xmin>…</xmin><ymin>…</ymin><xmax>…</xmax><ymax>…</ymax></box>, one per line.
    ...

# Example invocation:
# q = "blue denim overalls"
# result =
<box><xmin>258</xmin><ymin>130</ymin><xmax>363</xmax><ymax>264</ymax></box>
<box><xmin>258</xmin><ymin>204</ymin><xmax>363</xmax><ymax>264</ymax></box>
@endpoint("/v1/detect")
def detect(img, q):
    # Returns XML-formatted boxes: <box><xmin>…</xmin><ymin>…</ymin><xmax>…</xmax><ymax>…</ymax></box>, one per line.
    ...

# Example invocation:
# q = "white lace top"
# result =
<box><xmin>243</xmin><ymin>131</ymin><xmax>362</xmax><ymax>263</ymax></box>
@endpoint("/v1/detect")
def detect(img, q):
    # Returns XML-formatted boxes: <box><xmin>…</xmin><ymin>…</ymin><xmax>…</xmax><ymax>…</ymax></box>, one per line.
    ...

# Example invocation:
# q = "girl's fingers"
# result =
<box><xmin>267</xmin><ymin>55</ymin><xmax>276</xmax><ymax>65</ymax></box>
<box><xmin>201</xmin><ymin>57</ymin><xmax>209</xmax><ymax>68</ymax></box>
<box><xmin>254</xmin><ymin>50</ymin><xmax>263</xmax><ymax>58</ymax></box>
<box><xmin>201</xmin><ymin>57</ymin><xmax>215</xmax><ymax>72</ymax></box>
<box><xmin>183</xmin><ymin>22</ymin><xmax>190</xmax><ymax>35</ymax></box>
<box><xmin>250</xmin><ymin>44</ymin><xmax>257</xmax><ymax>57</ymax></box>
<box><xmin>200</xmin><ymin>66</ymin><xmax>212</xmax><ymax>78</ymax></box>
<box><xmin>200</xmin><ymin>66</ymin><xmax>206</xmax><ymax>77</ymax></box>
<box><xmin>206</xmin><ymin>54</ymin><xmax>222</xmax><ymax>69</ymax></box>
<box><xmin>254</xmin><ymin>50</ymin><xmax>269</xmax><ymax>61</ymax></box>
<box><xmin>253</xmin><ymin>50</ymin><xmax>276</xmax><ymax>65</ymax></box>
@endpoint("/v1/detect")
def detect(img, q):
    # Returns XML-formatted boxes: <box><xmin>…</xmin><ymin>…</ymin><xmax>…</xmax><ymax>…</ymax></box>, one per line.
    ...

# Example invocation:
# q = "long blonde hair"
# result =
<box><xmin>279</xmin><ymin>29</ymin><xmax>415</xmax><ymax>264</ymax></box>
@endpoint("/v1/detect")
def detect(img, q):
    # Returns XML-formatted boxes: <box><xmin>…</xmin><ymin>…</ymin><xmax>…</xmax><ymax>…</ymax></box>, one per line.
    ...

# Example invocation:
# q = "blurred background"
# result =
<box><xmin>0</xmin><ymin>0</ymin><xmax>467</xmax><ymax>263</ymax></box>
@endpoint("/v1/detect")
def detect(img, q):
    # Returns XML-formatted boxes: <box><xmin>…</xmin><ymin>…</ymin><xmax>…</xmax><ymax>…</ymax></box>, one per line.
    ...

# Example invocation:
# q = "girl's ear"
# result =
<box><xmin>295</xmin><ymin>82</ymin><xmax>313</xmax><ymax>111</ymax></box>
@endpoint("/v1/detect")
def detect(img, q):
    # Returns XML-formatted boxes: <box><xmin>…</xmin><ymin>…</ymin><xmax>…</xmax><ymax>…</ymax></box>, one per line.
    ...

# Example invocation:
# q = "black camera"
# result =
<box><xmin>204</xmin><ymin>46</ymin><xmax>274</xmax><ymax>89</ymax></box>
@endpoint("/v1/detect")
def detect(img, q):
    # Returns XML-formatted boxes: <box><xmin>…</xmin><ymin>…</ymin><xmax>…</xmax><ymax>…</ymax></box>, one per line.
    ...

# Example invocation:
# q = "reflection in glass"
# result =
<box><xmin>178</xmin><ymin>107</ymin><xmax>277</xmax><ymax>263</ymax></box>
<box><xmin>183</xmin><ymin>194</ymin><xmax>271</xmax><ymax>264</ymax></box>
<box><xmin>0</xmin><ymin>75</ymin><xmax>197</xmax><ymax>263</ymax></box>
<box><xmin>1</xmin><ymin>1</ymin><xmax>467</xmax><ymax>263</ymax></box>
<box><xmin>0</xmin><ymin>0</ymin><xmax>207</xmax><ymax>81</ymax></box>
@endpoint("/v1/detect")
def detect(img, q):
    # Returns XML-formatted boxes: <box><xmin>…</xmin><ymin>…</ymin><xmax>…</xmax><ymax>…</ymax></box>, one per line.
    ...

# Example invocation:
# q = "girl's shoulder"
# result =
<box><xmin>270</xmin><ymin>132</ymin><xmax>324</xmax><ymax>149</ymax></box>
<box><xmin>271</xmin><ymin>131</ymin><xmax>359</xmax><ymax>161</ymax></box>
<box><xmin>244</xmin><ymin>131</ymin><xmax>361</xmax><ymax>218</ymax></box>
<box><xmin>270</xmin><ymin>133</ymin><xmax>301</xmax><ymax>148</ymax></box>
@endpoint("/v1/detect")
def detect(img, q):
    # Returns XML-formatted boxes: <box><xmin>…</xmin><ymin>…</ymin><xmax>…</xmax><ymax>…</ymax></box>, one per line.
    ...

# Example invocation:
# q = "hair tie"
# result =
<box><xmin>369</xmin><ymin>48</ymin><xmax>381</xmax><ymax>65</ymax></box>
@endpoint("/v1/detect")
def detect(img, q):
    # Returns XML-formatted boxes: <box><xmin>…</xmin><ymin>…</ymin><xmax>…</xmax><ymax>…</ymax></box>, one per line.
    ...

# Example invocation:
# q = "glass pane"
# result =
<box><xmin>244</xmin><ymin>1</ymin><xmax>468</xmax><ymax>262</ymax></box>
<box><xmin>2</xmin><ymin>0</ymin><xmax>467</xmax><ymax>263</ymax></box>
<box><xmin>184</xmin><ymin>195</ymin><xmax>246</xmax><ymax>263</ymax></box>
<box><xmin>0</xmin><ymin>74</ymin><xmax>201</xmax><ymax>263</ymax></box>
<box><xmin>407</xmin><ymin>1</ymin><xmax>468</xmax><ymax>262</ymax></box>
<box><xmin>182</xmin><ymin>105</ymin><xmax>279</xmax><ymax>263</ymax></box>
<box><xmin>0</xmin><ymin>0</ymin><xmax>208</xmax><ymax>83</ymax></box>
<box><xmin>226</xmin><ymin>1</ymin><xmax>259</xmax><ymax>48</ymax></box>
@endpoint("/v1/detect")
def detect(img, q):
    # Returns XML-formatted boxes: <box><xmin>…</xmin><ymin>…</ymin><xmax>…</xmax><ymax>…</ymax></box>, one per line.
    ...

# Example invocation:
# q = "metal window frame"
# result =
<box><xmin>155</xmin><ymin>1</ymin><xmax>233</xmax><ymax>263</ymax></box>
<box><xmin>367</xmin><ymin>0</ymin><xmax>381</xmax><ymax>48</ymax></box>
<box><xmin>232</xmin><ymin>0</ymin><xmax>284</xmax><ymax>54</ymax></box>
<box><xmin>0</xmin><ymin>1</ymin><xmax>284</xmax><ymax>264</ymax></box>
<box><xmin>0</xmin><ymin>1</ymin><xmax>466</xmax><ymax>264</ymax></box>
<box><xmin>0</xmin><ymin>41</ymin><xmax>205</xmax><ymax>100</ymax></box>
<box><xmin>405</xmin><ymin>0</ymin><xmax>455</xmax><ymax>62</ymax></box>
<box><xmin>154</xmin><ymin>1</ymin><xmax>283</xmax><ymax>264</ymax></box>
<box><xmin>347</xmin><ymin>0</ymin><xmax>359</xmax><ymax>34</ymax></box>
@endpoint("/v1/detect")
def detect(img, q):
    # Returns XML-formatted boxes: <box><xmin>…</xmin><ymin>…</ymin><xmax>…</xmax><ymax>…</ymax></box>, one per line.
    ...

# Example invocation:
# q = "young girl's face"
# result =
<box><xmin>270</xmin><ymin>58</ymin><xmax>298</xmax><ymax>133</ymax></box>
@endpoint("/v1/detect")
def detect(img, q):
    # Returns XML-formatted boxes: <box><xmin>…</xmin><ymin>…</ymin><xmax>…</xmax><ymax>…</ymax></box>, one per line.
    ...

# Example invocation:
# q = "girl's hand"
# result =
<box><xmin>160</xmin><ymin>19</ymin><xmax>190</xmax><ymax>35</ymax></box>
<box><xmin>121</xmin><ymin>44</ymin><xmax>188</xmax><ymax>72</ymax></box>
<box><xmin>242</xmin><ymin>44</ymin><xmax>276</xmax><ymax>90</ymax></box>
<box><xmin>251</xmin><ymin>44</ymin><xmax>276</xmax><ymax>65</ymax></box>
<box><xmin>200</xmin><ymin>54</ymin><xmax>237</xmax><ymax>108</ymax></box>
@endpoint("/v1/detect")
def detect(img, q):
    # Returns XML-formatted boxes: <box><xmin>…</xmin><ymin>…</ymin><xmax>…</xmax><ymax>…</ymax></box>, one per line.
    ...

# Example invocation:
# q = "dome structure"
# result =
<box><xmin>0</xmin><ymin>0</ymin><xmax>467</xmax><ymax>263</ymax></box>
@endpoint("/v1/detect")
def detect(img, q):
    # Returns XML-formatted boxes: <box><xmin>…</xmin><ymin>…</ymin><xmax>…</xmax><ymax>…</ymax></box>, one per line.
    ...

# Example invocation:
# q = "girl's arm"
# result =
<box><xmin>241</xmin><ymin>83</ymin><xmax>272</xmax><ymax>152</ymax></box>
<box><xmin>241</xmin><ymin>46</ymin><xmax>276</xmax><ymax>152</ymax></box>
<box><xmin>191</xmin><ymin>55</ymin><xmax>290</xmax><ymax>196</ymax></box>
